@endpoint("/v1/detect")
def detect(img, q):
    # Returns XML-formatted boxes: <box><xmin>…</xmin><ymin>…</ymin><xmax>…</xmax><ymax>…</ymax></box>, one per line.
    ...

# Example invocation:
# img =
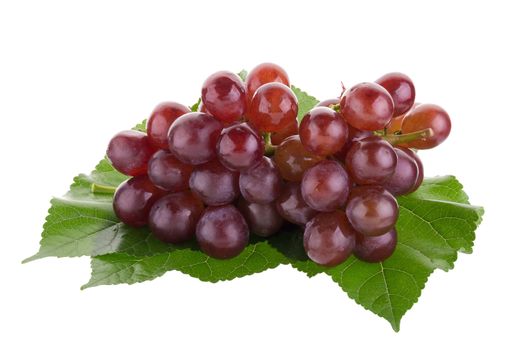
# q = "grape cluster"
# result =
<box><xmin>106</xmin><ymin>64</ymin><xmax>451</xmax><ymax>266</ymax></box>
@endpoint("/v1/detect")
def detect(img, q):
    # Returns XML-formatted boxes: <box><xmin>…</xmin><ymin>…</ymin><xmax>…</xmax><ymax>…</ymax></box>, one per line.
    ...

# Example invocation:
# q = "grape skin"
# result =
<box><xmin>301</xmin><ymin>160</ymin><xmax>349</xmax><ymax>212</ymax></box>
<box><xmin>340</xmin><ymin>82</ymin><xmax>394</xmax><ymax>131</ymax></box>
<box><xmin>189</xmin><ymin>160</ymin><xmax>240</xmax><ymax>206</ymax></box>
<box><xmin>247</xmin><ymin>82</ymin><xmax>298</xmax><ymax>132</ymax></box>
<box><xmin>354</xmin><ymin>228</ymin><xmax>397</xmax><ymax>262</ymax></box>
<box><xmin>113</xmin><ymin>175</ymin><xmax>166</xmax><ymax>227</ymax></box>
<box><xmin>246</xmin><ymin>62</ymin><xmax>290</xmax><ymax>99</ymax></box>
<box><xmin>201</xmin><ymin>71</ymin><xmax>247</xmax><ymax>123</ymax></box>
<box><xmin>168</xmin><ymin>112</ymin><xmax>223</xmax><ymax>165</ymax></box>
<box><xmin>107</xmin><ymin>130</ymin><xmax>155</xmax><ymax>176</ymax></box>
<box><xmin>345</xmin><ymin>186</ymin><xmax>399</xmax><ymax>237</ymax></box>
<box><xmin>148</xmin><ymin>150</ymin><xmax>193</xmax><ymax>192</ymax></box>
<box><xmin>376</xmin><ymin>72</ymin><xmax>416</xmax><ymax>117</ymax></box>
<box><xmin>401</xmin><ymin>103</ymin><xmax>451</xmax><ymax>149</ymax></box>
<box><xmin>345</xmin><ymin>136</ymin><xmax>398</xmax><ymax>185</ymax></box>
<box><xmin>238</xmin><ymin>198</ymin><xmax>283</xmax><ymax>237</ymax></box>
<box><xmin>383</xmin><ymin>147</ymin><xmax>419</xmax><ymax>196</ymax></box>
<box><xmin>275</xmin><ymin>182</ymin><xmax>318</xmax><ymax>226</ymax></box>
<box><xmin>216</xmin><ymin>122</ymin><xmax>264</xmax><ymax>171</ymax></box>
<box><xmin>303</xmin><ymin>211</ymin><xmax>356</xmax><ymax>267</ymax></box>
<box><xmin>196</xmin><ymin>205</ymin><xmax>249</xmax><ymax>259</ymax></box>
<box><xmin>147</xmin><ymin>102</ymin><xmax>191</xmax><ymax>149</ymax></box>
<box><xmin>149</xmin><ymin>192</ymin><xmax>204</xmax><ymax>244</ymax></box>
<box><xmin>239</xmin><ymin>156</ymin><xmax>281</xmax><ymax>204</ymax></box>
<box><xmin>274</xmin><ymin>135</ymin><xmax>323</xmax><ymax>182</ymax></box>
<box><xmin>299</xmin><ymin>107</ymin><xmax>348</xmax><ymax>156</ymax></box>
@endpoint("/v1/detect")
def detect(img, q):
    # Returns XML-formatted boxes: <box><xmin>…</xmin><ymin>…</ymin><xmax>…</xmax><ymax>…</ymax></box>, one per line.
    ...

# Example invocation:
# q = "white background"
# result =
<box><xmin>1</xmin><ymin>0</ymin><xmax>523</xmax><ymax>348</ymax></box>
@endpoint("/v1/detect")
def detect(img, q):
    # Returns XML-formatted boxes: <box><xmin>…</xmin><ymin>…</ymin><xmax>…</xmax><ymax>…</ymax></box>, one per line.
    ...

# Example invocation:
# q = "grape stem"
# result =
<box><xmin>91</xmin><ymin>183</ymin><xmax>117</xmax><ymax>195</ymax></box>
<box><xmin>264</xmin><ymin>133</ymin><xmax>276</xmax><ymax>156</ymax></box>
<box><xmin>383</xmin><ymin>128</ymin><xmax>434</xmax><ymax>146</ymax></box>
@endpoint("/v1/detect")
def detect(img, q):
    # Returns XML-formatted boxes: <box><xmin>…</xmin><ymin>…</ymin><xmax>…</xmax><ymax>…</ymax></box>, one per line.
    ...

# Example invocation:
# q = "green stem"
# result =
<box><xmin>264</xmin><ymin>132</ymin><xmax>276</xmax><ymax>156</ymax></box>
<box><xmin>382</xmin><ymin>128</ymin><xmax>434</xmax><ymax>146</ymax></box>
<box><xmin>91</xmin><ymin>183</ymin><xmax>117</xmax><ymax>195</ymax></box>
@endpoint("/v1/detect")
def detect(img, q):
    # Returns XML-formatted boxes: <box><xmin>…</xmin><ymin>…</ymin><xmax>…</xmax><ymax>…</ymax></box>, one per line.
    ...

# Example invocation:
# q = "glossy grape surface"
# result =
<box><xmin>299</xmin><ymin>107</ymin><xmax>348</xmax><ymax>156</ymax></box>
<box><xmin>274</xmin><ymin>135</ymin><xmax>323</xmax><ymax>182</ymax></box>
<box><xmin>147</xmin><ymin>102</ymin><xmax>191</xmax><ymax>149</ymax></box>
<box><xmin>345</xmin><ymin>136</ymin><xmax>397</xmax><ymax>185</ymax></box>
<box><xmin>401</xmin><ymin>147</ymin><xmax>424</xmax><ymax>191</ymax></box>
<box><xmin>301</xmin><ymin>160</ymin><xmax>349</xmax><ymax>212</ymax></box>
<box><xmin>148</xmin><ymin>150</ymin><xmax>193</xmax><ymax>191</ymax></box>
<box><xmin>168</xmin><ymin>112</ymin><xmax>223</xmax><ymax>165</ymax></box>
<box><xmin>201</xmin><ymin>71</ymin><xmax>247</xmax><ymax>123</ymax></box>
<box><xmin>340</xmin><ymin>82</ymin><xmax>394</xmax><ymax>131</ymax></box>
<box><xmin>196</xmin><ymin>205</ymin><xmax>249</xmax><ymax>259</ymax></box>
<box><xmin>113</xmin><ymin>175</ymin><xmax>166</xmax><ymax>227</ymax></box>
<box><xmin>383</xmin><ymin>147</ymin><xmax>419</xmax><ymax>196</ymax></box>
<box><xmin>345</xmin><ymin>186</ymin><xmax>399</xmax><ymax>236</ymax></box>
<box><xmin>149</xmin><ymin>192</ymin><xmax>204</xmax><ymax>243</ymax></box>
<box><xmin>238</xmin><ymin>198</ymin><xmax>283</xmax><ymax>237</ymax></box>
<box><xmin>275</xmin><ymin>182</ymin><xmax>318</xmax><ymax>226</ymax></box>
<box><xmin>376</xmin><ymin>72</ymin><xmax>415</xmax><ymax>117</ymax></box>
<box><xmin>303</xmin><ymin>211</ymin><xmax>356</xmax><ymax>267</ymax></box>
<box><xmin>247</xmin><ymin>82</ymin><xmax>298</xmax><ymax>132</ymax></box>
<box><xmin>216</xmin><ymin>122</ymin><xmax>264</xmax><ymax>171</ymax></box>
<box><xmin>354</xmin><ymin>228</ymin><xmax>397</xmax><ymax>262</ymax></box>
<box><xmin>189</xmin><ymin>160</ymin><xmax>239</xmax><ymax>206</ymax></box>
<box><xmin>239</xmin><ymin>156</ymin><xmax>281</xmax><ymax>204</ymax></box>
<box><xmin>246</xmin><ymin>62</ymin><xmax>290</xmax><ymax>99</ymax></box>
<box><xmin>107</xmin><ymin>130</ymin><xmax>155</xmax><ymax>176</ymax></box>
<box><xmin>401</xmin><ymin>104</ymin><xmax>451</xmax><ymax>149</ymax></box>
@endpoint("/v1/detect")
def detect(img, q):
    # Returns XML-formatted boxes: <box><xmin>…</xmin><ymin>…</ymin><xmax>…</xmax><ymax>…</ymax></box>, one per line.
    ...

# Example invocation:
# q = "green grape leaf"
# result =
<box><xmin>25</xmin><ymin>84</ymin><xmax>483</xmax><ymax>332</ymax></box>
<box><xmin>292</xmin><ymin>85</ymin><xmax>319</xmax><ymax>122</ymax></box>
<box><xmin>82</xmin><ymin>239</ymin><xmax>287</xmax><ymax>289</ymax></box>
<box><xmin>273</xmin><ymin>176</ymin><xmax>483</xmax><ymax>331</ymax></box>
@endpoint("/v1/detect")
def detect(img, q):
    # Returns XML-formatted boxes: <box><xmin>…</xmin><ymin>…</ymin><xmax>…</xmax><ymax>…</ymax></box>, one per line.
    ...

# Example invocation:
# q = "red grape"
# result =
<box><xmin>345</xmin><ymin>136</ymin><xmax>397</xmax><ymax>185</ymax></box>
<box><xmin>238</xmin><ymin>198</ymin><xmax>283</xmax><ymax>237</ymax></box>
<box><xmin>376</xmin><ymin>72</ymin><xmax>415</xmax><ymax>117</ymax></box>
<box><xmin>246</xmin><ymin>62</ymin><xmax>290</xmax><ymax>99</ymax></box>
<box><xmin>303</xmin><ymin>211</ymin><xmax>356</xmax><ymax>267</ymax></box>
<box><xmin>299</xmin><ymin>107</ymin><xmax>348</xmax><ymax>156</ymax></box>
<box><xmin>168</xmin><ymin>112</ymin><xmax>222</xmax><ymax>165</ymax></box>
<box><xmin>216</xmin><ymin>122</ymin><xmax>264</xmax><ymax>171</ymax></box>
<box><xmin>301</xmin><ymin>160</ymin><xmax>349</xmax><ymax>212</ymax></box>
<box><xmin>400</xmin><ymin>104</ymin><xmax>451</xmax><ymax>149</ymax></box>
<box><xmin>239</xmin><ymin>156</ymin><xmax>281</xmax><ymax>204</ymax></box>
<box><xmin>354</xmin><ymin>228</ymin><xmax>397</xmax><ymax>263</ymax></box>
<box><xmin>113</xmin><ymin>175</ymin><xmax>166</xmax><ymax>227</ymax></box>
<box><xmin>147</xmin><ymin>102</ymin><xmax>191</xmax><ymax>149</ymax></box>
<box><xmin>275</xmin><ymin>182</ymin><xmax>318</xmax><ymax>226</ymax></box>
<box><xmin>148</xmin><ymin>150</ymin><xmax>193</xmax><ymax>191</ymax></box>
<box><xmin>107</xmin><ymin>130</ymin><xmax>156</xmax><ymax>176</ymax></box>
<box><xmin>201</xmin><ymin>71</ymin><xmax>247</xmax><ymax>123</ymax></box>
<box><xmin>148</xmin><ymin>192</ymin><xmax>204</xmax><ymax>244</ymax></box>
<box><xmin>401</xmin><ymin>147</ymin><xmax>424</xmax><ymax>191</ymax></box>
<box><xmin>340</xmin><ymin>82</ymin><xmax>394</xmax><ymax>131</ymax></box>
<box><xmin>345</xmin><ymin>186</ymin><xmax>398</xmax><ymax>236</ymax></box>
<box><xmin>196</xmin><ymin>205</ymin><xmax>249</xmax><ymax>259</ymax></box>
<box><xmin>189</xmin><ymin>160</ymin><xmax>239</xmax><ymax>206</ymax></box>
<box><xmin>274</xmin><ymin>135</ymin><xmax>323</xmax><ymax>182</ymax></box>
<box><xmin>383</xmin><ymin>147</ymin><xmax>419</xmax><ymax>196</ymax></box>
<box><xmin>247</xmin><ymin>82</ymin><xmax>298</xmax><ymax>132</ymax></box>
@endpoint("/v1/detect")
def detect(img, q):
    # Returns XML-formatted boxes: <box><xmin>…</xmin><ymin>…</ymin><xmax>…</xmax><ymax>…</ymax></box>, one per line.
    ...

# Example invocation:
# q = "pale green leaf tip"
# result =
<box><xmin>21</xmin><ymin>254</ymin><xmax>39</xmax><ymax>264</ymax></box>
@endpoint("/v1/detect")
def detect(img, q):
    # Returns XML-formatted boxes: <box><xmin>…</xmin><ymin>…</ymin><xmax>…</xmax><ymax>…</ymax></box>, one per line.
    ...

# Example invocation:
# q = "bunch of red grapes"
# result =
<box><xmin>106</xmin><ymin>63</ymin><xmax>451</xmax><ymax>267</ymax></box>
